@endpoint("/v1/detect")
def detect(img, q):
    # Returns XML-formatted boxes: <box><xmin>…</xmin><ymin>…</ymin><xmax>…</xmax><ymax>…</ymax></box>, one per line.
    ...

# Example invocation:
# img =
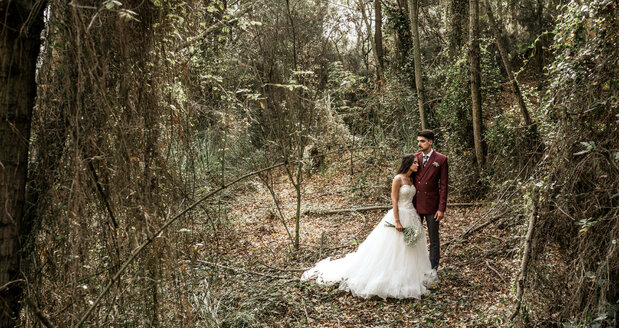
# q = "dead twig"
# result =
<box><xmin>304</xmin><ymin>205</ymin><xmax>390</xmax><ymax>215</ymax></box>
<box><xmin>25</xmin><ymin>297</ymin><xmax>57</xmax><ymax>328</ymax></box>
<box><xmin>87</xmin><ymin>161</ymin><xmax>117</xmax><ymax>228</ymax></box>
<box><xmin>443</xmin><ymin>210</ymin><xmax>510</xmax><ymax>250</ymax></box>
<box><xmin>485</xmin><ymin>260</ymin><xmax>505</xmax><ymax>283</ymax></box>
<box><xmin>0</xmin><ymin>279</ymin><xmax>24</xmax><ymax>292</ymax></box>
<box><xmin>461</xmin><ymin>212</ymin><xmax>508</xmax><ymax>239</ymax></box>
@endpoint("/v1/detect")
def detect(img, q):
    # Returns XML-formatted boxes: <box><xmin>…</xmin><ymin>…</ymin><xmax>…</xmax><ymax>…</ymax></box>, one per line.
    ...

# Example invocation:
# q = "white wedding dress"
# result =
<box><xmin>301</xmin><ymin>184</ymin><xmax>437</xmax><ymax>299</ymax></box>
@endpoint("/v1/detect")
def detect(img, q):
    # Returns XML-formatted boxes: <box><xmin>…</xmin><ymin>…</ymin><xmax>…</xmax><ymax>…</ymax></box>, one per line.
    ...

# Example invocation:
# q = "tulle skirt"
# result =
<box><xmin>301</xmin><ymin>205</ymin><xmax>437</xmax><ymax>299</ymax></box>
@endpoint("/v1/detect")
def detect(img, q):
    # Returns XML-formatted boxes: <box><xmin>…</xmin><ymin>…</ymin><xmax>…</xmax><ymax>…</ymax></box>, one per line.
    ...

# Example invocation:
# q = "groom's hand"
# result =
<box><xmin>434</xmin><ymin>210</ymin><xmax>444</xmax><ymax>222</ymax></box>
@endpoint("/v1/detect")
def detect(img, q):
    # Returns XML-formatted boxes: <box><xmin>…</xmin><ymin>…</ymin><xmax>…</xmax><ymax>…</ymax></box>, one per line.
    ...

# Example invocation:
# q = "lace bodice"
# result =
<box><xmin>398</xmin><ymin>184</ymin><xmax>416</xmax><ymax>209</ymax></box>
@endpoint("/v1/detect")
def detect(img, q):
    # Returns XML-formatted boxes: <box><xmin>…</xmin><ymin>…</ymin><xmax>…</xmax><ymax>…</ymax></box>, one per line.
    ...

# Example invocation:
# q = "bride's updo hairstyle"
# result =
<box><xmin>396</xmin><ymin>154</ymin><xmax>417</xmax><ymax>175</ymax></box>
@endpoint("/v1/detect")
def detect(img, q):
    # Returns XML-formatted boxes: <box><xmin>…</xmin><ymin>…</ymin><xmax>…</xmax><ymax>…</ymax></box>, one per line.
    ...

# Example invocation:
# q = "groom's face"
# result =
<box><xmin>417</xmin><ymin>136</ymin><xmax>433</xmax><ymax>153</ymax></box>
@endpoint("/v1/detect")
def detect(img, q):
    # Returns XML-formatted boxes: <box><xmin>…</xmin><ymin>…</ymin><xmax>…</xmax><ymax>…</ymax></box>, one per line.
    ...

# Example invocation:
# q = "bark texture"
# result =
<box><xmin>0</xmin><ymin>0</ymin><xmax>45</xmax><ymax>325</ymax></box>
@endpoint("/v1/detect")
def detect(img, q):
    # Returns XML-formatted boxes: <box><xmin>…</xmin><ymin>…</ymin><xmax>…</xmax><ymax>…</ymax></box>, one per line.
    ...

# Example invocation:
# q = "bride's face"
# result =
<box><xmin>409</xmin><ymin>159</ymin><xmax>419</xmax><ymax>173</ymax></box>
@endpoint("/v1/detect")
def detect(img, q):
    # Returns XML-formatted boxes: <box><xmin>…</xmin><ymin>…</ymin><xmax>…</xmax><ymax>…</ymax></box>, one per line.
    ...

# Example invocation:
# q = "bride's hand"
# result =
<box><xmin>395</xmin><ymin>221</ymin><xmax>403</xmax><ymax>232</ymax></box>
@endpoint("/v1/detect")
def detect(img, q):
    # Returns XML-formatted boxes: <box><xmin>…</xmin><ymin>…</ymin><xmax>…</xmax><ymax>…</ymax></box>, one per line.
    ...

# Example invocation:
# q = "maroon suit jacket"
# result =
<box><xmin>413</xmin><ymin>150</ymin><xmax>448</xmax><ymax>214</ymax></box>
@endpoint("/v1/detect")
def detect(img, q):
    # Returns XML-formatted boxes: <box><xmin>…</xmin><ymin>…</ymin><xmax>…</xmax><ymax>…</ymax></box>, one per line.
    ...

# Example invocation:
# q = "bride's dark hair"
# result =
<box><xmin>396</xmin><ymin>154</ymin><xmax>417</xmax><ymax>175</ymax></box>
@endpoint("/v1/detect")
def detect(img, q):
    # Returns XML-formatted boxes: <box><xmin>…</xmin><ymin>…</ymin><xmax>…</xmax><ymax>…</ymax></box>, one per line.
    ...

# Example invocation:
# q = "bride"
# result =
<box><xmin>301</xmin><ymin>154</ymin><xmax>437</xmax><ymax>299</ymax></box>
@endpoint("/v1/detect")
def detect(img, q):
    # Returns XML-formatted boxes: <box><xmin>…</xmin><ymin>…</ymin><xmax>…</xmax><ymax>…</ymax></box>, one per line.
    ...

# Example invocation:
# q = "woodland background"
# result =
<box><xmin>0</xmin><ymin>0</ymin><xmax>617</xmax><ymax>327</ymax></box>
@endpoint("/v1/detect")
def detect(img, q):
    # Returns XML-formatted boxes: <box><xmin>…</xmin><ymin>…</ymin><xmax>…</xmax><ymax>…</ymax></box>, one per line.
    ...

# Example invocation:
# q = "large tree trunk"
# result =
<box><xmin>0</xmin><ymin>1</ymin><xmax>45</xmax><ymax>325</ymax></box>
<box><xmin>374</xmin><ymin>0</ymin><xmax>385</xmax><ymax>83</ymax></box>
<box><xmin>484</xmin><ymin>0</ymin><xmax>532</xmax><ymax>127</ymax></box>
<box><xmin>469</xmin><ymin>0</ymin><xmax>485</xmax><ymax>169</ymax></box>
<box><xmin>407</xmin><ymin>0</ymin><xmax>428</xmax><ymax>129</ymax></box>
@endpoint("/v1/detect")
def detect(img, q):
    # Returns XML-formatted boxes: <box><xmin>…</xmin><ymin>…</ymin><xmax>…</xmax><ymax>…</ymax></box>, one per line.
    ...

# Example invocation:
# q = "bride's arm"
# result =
<box><xmin>391</xmin><ymin>176</ymin><xmax>403</xmax><ymax>232</ymax></box>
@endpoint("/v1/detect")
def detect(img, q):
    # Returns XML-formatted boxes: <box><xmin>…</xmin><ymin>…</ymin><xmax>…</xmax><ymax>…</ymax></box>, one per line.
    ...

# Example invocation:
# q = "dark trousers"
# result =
<box><xmin>420</xmin><ymin>213</ymin><xmax>440</xmax><ymax>269</ymax></box>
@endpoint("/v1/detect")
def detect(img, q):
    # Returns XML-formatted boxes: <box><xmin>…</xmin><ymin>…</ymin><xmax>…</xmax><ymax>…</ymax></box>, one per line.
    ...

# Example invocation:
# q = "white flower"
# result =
<box><xmin>432</xmin><ymin>161</ymin><xmax>440</xmax><ymax>167</ymax></box>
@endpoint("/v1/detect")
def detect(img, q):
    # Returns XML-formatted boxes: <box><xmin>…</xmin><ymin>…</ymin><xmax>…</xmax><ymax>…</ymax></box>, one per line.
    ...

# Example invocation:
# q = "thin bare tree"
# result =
<box><xmin>374</xmin><ymin>0</ymin><xmax>385</xmax><ymax>83</ymax></box>
<box><xmin>469</xmin><ymin>0</ymin><xmax>485</xmax><ymax>169</ymax></box>
<box><xmin>359</xmin><ymin>0</ymin><xmax>385</xmax><ymax>85</ymax></box>
<box><xmin>407</xmin><ymin>0</ymin><xmax>428</xmax><ymax>129</ymax></box>
<box><xmin>484</xmin><ymin>0</ymin><xmax>532</xmax><ymax>128</ymax></box>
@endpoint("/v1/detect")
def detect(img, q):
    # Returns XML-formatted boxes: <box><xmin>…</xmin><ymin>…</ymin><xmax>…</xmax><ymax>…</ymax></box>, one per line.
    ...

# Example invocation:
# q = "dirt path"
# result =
<box><xmin>196</xmin><ymin>165</ymin><xmax>520</xmax><ymax>327</ymax></box>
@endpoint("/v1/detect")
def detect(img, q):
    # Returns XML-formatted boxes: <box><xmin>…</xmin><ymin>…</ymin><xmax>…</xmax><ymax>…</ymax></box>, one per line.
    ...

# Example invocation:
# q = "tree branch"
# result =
<box><xmin>76</xmin><ymin>161</ymin><xmax>288</xmax><ymax>327</ymax></box>
<box><xmin>25</xmin><ymin>297</ymin><xmax>57</xmax><ymax>328</ymax></box>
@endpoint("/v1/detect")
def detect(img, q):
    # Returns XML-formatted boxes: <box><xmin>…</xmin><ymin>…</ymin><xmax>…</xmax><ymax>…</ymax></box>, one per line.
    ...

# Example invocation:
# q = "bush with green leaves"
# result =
<box><xmin>521</xmin><ymin>0</ymin><xmax>618</xmax><ymax>325</ymax></box>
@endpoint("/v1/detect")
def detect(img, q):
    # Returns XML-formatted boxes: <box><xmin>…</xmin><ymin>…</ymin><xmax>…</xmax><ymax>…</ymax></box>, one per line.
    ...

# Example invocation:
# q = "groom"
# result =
<box><xmin>413</xmin><ymin>129</ymin><xmax>448</xmax><ymax>270</ymax></box>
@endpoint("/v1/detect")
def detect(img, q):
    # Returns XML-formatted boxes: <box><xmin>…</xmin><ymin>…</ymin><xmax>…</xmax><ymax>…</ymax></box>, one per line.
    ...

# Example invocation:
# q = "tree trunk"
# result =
<box><xmin>285</xmin><ymin>0</ymin><xmax>298</xmax><ymax>70</ymax></box>
<box><xmin>0</xmin><ymin>1</ymin><xmax>45</xmax><ymax>325</ymax></box>
<box><xmin>294</xmin><ymin>163</ymin><xmax>302</xmax><ymax>251</ymax></box>
<box><xmin>469</xmin><ymin>0</ymin><xmax>485</xmax><ymax>169</ymax></box>
<box><xmin>407</xmin><ymin>0</ymin><xmax>428</xmax><ymax>129</ymax></box>
<box><xmin>359</xmin><ymin>0</ymin><xmax>384</xmax><ymax>86</ymax></box>
<box><xmin>374</xmin><ymin>0</ymin><xmax>385</xmax><ymax>83</ymax></box>
<box><xmin>484</xmin><ymin>0</ymin><xmax>532</xmax><ymax>127</ymax></box>
<box><xmin>535</xmin><ymin>0</ymin><xmax>544</xmax><ymax>75</ymax></box>
<box><xmin>448</xmin><ymin>0</ymin><xmax>468</xmax><ymax>59</ymax></box>
<box><xmin>393</xmin><ymin>0</ymin><xmax>410</xmax><ymax>69</ymax></box>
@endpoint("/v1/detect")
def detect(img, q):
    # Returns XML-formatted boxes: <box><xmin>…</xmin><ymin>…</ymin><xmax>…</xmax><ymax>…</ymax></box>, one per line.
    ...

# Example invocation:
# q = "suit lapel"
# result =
<box><xmin>427</xmin><ymin>151</ymin><xmax>437</xmax><ymax>169</ymax></box>
<box><xmin>417</xmin><ymin>152</ymin><xmax>429</xmax><ymax>181</ymax></box>
<box><xmin>418</xmin><ymin>150</ymin><xmax>438</xmax><ymax>181</ymax></box>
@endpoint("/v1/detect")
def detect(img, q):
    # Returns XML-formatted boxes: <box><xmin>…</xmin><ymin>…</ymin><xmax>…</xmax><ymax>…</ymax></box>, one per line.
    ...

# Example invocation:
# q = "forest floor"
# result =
<box><xmin>193</xmin><ymin>154</ymin><xmax>523</xmax><ymax>327</ymax></box>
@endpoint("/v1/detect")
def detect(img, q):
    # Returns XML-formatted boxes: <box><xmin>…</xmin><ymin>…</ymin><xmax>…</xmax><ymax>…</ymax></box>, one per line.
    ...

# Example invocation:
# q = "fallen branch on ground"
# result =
<box><xmin>511</xmin><ymin>190</ymin><xmax>538</xmax><ymax>320</ymax></box>
<box><xmin>460</xmin><ymin>212</ymin><xmax>510</xmax><ymax>239</ymax></box>
<box><xmin>443</xmin><ymin>201</ymin><xmax>513</xmax><ymax>251</ymax></box>
<box><xmin>304</xmin><ymin>202</ymin><xmax>482</xmax><ymax>215</ymax></box>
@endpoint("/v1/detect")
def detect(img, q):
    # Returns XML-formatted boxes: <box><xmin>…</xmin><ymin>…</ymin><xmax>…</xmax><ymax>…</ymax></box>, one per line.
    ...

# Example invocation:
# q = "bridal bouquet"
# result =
<box><xmin>384</xmin><ymin>222</ymin><xmax>422</xmax><ymax>247</ymax></box>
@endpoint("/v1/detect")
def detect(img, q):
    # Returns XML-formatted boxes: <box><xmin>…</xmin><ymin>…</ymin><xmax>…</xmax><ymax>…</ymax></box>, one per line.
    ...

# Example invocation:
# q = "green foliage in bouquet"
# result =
<box><xmin>384</xmin><ymin>222</ymin><xmax>422</xmax><ymax>247</ymax></box>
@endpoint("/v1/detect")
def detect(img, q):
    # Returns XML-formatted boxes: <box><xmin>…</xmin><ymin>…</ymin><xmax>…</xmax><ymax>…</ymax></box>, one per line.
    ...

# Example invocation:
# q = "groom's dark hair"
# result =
<box><xmin>417</xmin><ymin>129</ymin><xmax>435</xmax><ymax>141</ymax></box>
